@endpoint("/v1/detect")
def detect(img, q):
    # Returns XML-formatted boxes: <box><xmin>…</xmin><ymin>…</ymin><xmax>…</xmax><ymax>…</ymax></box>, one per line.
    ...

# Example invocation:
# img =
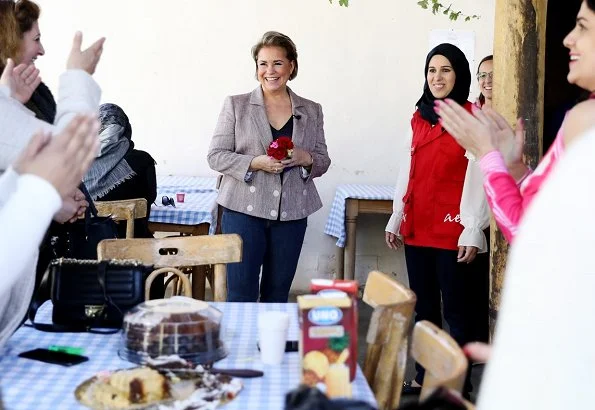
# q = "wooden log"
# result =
<box><xmin>490</xmin><ymin>0</ymin><xmax>547</xmax><ymax>338</ymax></box>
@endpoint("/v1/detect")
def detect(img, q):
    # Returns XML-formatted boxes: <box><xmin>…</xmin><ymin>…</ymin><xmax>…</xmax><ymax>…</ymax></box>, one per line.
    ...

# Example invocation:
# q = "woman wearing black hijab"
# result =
<box><xmin>385</xmin><ymin>43</ymin><xmax>489</xmax><ymax>395</ymax></box>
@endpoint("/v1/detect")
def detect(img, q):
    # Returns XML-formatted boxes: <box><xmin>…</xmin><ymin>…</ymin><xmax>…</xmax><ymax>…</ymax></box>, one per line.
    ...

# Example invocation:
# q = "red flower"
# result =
<box><xmin>267</xmin><ymin>136</ymin><xmax>294</xmax><ymax>160</ymax></box>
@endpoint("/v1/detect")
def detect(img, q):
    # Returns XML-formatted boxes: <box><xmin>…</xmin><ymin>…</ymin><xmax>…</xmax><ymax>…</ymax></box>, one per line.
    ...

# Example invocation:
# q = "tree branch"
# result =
<box><xmin>328</xmin><ymin>0</ymin><xmax>350</xmax><ymax>6</ymax></box>
<box><xmin>417</xmin><ymin>0</ymin><xmax>480</xmax><ymax>21</ymax></box>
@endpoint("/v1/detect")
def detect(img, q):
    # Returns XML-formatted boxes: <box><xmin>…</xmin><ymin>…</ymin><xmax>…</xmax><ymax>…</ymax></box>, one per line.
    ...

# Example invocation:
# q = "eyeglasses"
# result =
<box><xmin>162</xmin><ymin>195</ymin><xmax>176</xmax><ymax>207</ymax></box>
<box><xmin>477</xmin><ymin>72</ymin><xmax>493</xmax><ymax>80</ymax></box>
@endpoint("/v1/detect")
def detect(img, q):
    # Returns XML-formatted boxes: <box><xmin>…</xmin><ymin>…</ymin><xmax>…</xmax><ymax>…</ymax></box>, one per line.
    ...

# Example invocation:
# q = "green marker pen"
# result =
<box><xmin>48</xmin><ymin>345</ymin><xmax>84</xmax><ymax>355</ymax></box>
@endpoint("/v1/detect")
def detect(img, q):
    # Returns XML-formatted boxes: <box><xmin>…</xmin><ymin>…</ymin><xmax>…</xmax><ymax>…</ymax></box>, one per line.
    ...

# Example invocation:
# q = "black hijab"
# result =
<box><xmin>416</xmin><ymin>43</ymin><xmax>471</xmax><ymax>125</ymax></box>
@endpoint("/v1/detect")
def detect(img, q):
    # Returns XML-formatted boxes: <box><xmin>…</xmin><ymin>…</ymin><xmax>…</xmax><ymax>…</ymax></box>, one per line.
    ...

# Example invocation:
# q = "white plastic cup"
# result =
<box><xmin>258</xmin><ymin>311</ymin><xmax>290</xmax><ymax>365</ymax></box>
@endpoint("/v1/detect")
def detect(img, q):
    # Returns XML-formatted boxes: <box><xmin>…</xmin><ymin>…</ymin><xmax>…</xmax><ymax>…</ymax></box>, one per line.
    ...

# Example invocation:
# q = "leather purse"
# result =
<box><xmin>29</xmin><ymin>258</ymin><xmax>154</xmax><ymax>333</ymax></box>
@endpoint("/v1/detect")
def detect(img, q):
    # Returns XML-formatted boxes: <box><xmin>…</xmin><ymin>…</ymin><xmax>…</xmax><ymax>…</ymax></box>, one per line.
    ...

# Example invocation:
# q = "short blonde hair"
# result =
<box><xmin>251</xmin><ymin>31</ymin><xmax>298</xmax><ymax>80</ymax></box>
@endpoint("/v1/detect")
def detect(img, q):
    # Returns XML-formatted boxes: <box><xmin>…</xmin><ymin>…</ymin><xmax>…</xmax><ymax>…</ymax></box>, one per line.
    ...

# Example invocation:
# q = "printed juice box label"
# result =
<box><xmin>309</xmin><ymin>279</ymin><xmax>358</xmax><ymax>381</ymax></box>
<box><xmin>298</xmin><ymin>293</ymin><xmax>354</xmax><ymax>398</ymax></box>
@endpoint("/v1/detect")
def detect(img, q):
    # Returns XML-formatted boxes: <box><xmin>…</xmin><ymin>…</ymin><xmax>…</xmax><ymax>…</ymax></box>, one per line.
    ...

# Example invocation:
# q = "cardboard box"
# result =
<box><xmin>310</xmin><ymin>279</ymin><xmax>358</xmax><ymax>381</ymax></box>
<box><xmin>297</xmin><ymin>292</ymin><xmax>355</xmax><ymax>398</ymax></box>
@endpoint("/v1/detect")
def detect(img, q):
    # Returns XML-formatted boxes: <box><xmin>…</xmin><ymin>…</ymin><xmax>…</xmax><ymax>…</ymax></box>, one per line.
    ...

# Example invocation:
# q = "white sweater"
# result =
<box><xmin>478</xmin><ymin>128</ymin><xmax>595</xmax><ymax>409</ymax></box>
<box><xmin>0</xmin><ymin>70</ymin><xmax>101</xmax><ymax>346</ymax></box>
<box><xmin>0</xmin><ymin>69</ymin><xmax>101</xmax><ymax>170</ymax></box>
<box><xmin>0</xmin><ymin>169</ymin><xmax>60</xmax><ymax>346</ymax></box>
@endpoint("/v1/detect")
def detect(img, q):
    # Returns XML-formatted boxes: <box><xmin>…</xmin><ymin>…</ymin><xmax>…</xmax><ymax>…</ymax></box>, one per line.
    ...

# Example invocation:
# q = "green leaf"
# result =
<box><xmin>339</xmin><ymin>0</ymin><xmax>349</xmax><ymax>6</ymax></box>
<box><xmin>329</xmin><ymin>333</ymin><xmax>350</xmax><ymax>352</ymax></box>
<box><xmin>415</xmin><ymin>0</ymin><xmax>480</xmax><ymax>23</ymax></box>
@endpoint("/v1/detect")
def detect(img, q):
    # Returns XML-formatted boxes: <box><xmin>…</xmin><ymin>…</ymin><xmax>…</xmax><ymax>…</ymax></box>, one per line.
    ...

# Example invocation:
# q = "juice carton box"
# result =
<box><xmin>310</xmin><ymin>279</ymin><xmax>358</xmax><ymax>382</ymax></box>
<box><xmin>297</xmin><ymin>291</ymin><xmax>356</xmax><ymax>399</ymax></box>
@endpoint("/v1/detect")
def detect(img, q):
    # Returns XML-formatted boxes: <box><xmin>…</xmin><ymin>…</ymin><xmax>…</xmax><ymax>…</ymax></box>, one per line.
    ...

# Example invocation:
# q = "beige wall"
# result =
<box><xmin>35</xmin><ymin>0</ymin><xmax>495</xmax><ymax>291</ymax></box>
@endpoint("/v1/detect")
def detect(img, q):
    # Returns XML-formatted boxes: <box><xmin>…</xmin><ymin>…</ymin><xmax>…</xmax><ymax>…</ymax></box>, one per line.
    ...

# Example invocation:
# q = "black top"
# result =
<box><xmin>25</xmin><ymin>82</ymin><xmax>57</xmax><ymax>123</ymax></box>
<box><xmin>270</xmin><ymin>117</ymin><xmax>294</xmax><ymax>140</ymax></box>
<box><xmin>270</xmin><ymin>117</ymin><xmax>293</xmax><ymax>216</ymax></box>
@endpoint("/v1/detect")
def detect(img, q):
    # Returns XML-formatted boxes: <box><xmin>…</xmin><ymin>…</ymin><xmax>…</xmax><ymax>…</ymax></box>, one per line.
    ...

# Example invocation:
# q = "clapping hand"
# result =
<box><xmin>13</xmin><ymin>115</ymin><xmax>100</xmax><ymax>200</ymax></box>
<box><xmin>434</xmin><ymin>99</ymin><xmax>498</xmax><ymax>159</ymax></box>
<box><xmin>66</xmin><ymin>31</ymin><xmax>106</xmax><ymax>75</ymax></box>
<box><xmin>436</xmin><ymin>100</ymin><xmax>528</xmax><ymax>177</ymax></box>
<box><xmin>0</xmin><ymin>58</ymin><xmax>41</xmax><ymax>103</ymax></box>
<box><xmin>479</xmin><ymin>107</ymin><xmax>528</xmax><ymax>177</ymax></box>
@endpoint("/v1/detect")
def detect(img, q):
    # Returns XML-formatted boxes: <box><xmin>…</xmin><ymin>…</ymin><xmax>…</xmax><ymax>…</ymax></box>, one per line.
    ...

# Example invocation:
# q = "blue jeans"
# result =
<box><xmin>221</xmin><ymin>208</ymin><xmax>307</xmax><ymax>302</ymax></box>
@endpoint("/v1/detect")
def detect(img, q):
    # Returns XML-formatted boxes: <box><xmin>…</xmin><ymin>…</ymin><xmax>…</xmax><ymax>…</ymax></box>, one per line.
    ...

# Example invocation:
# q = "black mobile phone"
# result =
<box><xmin>257</xmin><ymin>340</ymin><xmax>299</xmax><ymax>352</ymax></box>
<box><xmin>18</xmin><ymin>348</ymin><xmax>89</xmax><ymax>367</ymax></box>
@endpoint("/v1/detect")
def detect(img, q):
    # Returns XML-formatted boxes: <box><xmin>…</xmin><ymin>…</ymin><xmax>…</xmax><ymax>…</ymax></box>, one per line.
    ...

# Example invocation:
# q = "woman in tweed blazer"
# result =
<box><xmin>207</xmin><ymin>31</ymin><xmax>330</xmax><ymax>302</ymax></box>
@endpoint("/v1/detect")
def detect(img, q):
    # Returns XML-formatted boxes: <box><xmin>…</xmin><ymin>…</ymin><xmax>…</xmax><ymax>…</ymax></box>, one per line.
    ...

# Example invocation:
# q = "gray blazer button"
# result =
<box><xmin>250</xmin><ymin>186</ymin><xmax>256</xmax><ymax>193</ymax></box>
<box><xmin>281</xmin><ymin>211</ymin><xmax>287</xmax><ymax>218</ymax></box>
<box><xmin>303</xmin><ymin>189</ymin><xmax>307</xmax><ymax>196</ymax></box>
<box><xmin>270</xmin><ymin>210</ymin><xmax>278</xmax><ymax>217</ymax></box>
<box><xmin>247</xmin><ymin>205</ymin><xmax>254</xmax><ymax>212</ymax></box>
<box><xmin>273</xmin><ymin>190</ymin><xmax>280</xmax><ymax>197</ymax></box>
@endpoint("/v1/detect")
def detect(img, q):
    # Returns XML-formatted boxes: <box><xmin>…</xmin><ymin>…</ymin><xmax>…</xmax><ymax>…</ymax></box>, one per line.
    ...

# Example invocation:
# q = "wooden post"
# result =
<box><xmin>490</xmin><ymin>0</ymin><xmax>547</xmax><ymax>338</ymax></box>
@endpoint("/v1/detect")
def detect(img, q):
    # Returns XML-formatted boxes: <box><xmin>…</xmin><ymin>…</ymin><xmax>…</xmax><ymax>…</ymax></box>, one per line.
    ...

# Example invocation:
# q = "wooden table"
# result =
<box><xmin>324</xmin><ymin>184</ymin><xmax>394</xmax><ymax>281</ymax></box>
<box><xmin>339</xmin><ymin>198</ymin><xmax>393</xmax><ymax>280</ymax></box>
<box><xmin>148</xmin><ymin>221</ymin><xmax>210</xmax><ymax>236</ymax></box>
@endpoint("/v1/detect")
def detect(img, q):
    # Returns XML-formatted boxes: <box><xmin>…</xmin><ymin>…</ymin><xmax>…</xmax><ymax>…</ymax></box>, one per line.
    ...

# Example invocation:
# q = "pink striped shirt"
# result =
<box><xmin>479</xmin><ymin>130</ymin><xmax>565</xmax><ymax>243</ymax></box>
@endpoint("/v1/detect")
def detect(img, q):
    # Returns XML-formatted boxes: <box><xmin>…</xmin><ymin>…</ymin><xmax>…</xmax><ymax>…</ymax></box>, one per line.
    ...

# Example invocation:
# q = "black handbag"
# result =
<box><xmin>28</xmin><ymin>258</ymin><xmax>154</xmax><ymax>333</ymax></box>
<box><xmin>63</xmin><ymin>184</ymin><xmax>119</xmax><ymax>259</ymax></box>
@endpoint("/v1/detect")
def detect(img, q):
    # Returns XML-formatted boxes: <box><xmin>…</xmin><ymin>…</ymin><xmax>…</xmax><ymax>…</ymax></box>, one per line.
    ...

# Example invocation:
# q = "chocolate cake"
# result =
<box><xmin>121</xmin><ymin>297</ymin><xmax>226</xmax><ymax>364</ymax></box>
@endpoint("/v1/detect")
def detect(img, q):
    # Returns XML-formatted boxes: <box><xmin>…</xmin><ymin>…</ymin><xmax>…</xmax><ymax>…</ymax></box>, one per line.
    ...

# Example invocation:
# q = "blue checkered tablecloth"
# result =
<box><xmin>324</xmin><ymin>184</ymin><xmax>394</xmax><ymax>247</ymax></box>
<box><xmin>0</xmin><ymin>302</ymin><xmax>376</xmax><ymax>410</ymax></box>
<box><xmin>150</xmin><ymin>175</ymin><xmax>220</xmax><ymax>234</ymax></box>
<box><xmin>150</xmin><ymin>191</ymin><xmax>219</xmax><ymax>234</ymax></box>
<box><xmin>156</xmin><ymin>175</ymin><xmax>218</xmax><ymax>193</ymax></box>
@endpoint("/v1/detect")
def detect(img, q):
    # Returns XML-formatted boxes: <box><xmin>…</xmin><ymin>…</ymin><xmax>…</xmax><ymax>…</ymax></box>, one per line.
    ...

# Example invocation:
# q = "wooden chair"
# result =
<box><xmin>411</xmin><ymin>320</ymin><xmax>469</xmax><ymax>402</ymax></box>
<box><xmin>145</xmin><ymin>267</ymin><xmax>192</xmax><ymax>299</ymax></box>
<box><xmin>95</xmin><ymin>198</ymin><xmax>148</xmax><ymax>238</ymax></box>
<box><xmin>97</xmin><ymin>234</ymin><xmax>242</xmax><ymax>301</ymax></box>
<box><xmin>362</xmin><ymin>271</ymin><xmax>416</xmax><ymax>410</ymax></box>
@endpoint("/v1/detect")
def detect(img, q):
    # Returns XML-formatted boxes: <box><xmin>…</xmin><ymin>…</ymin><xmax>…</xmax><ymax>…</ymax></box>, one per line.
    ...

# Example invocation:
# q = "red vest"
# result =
<box><xmin>400</xmin><ymin>102</ymin><xmax>472</xmax><ymax>250</ymax></box>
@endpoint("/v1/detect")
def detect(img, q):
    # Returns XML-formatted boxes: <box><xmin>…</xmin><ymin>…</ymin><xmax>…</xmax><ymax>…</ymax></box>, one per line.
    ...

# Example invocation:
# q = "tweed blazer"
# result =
<box><xmin>207</xmin><ymin>86</ymin><xmax>331</xmax><ymax>221</ymax></box>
